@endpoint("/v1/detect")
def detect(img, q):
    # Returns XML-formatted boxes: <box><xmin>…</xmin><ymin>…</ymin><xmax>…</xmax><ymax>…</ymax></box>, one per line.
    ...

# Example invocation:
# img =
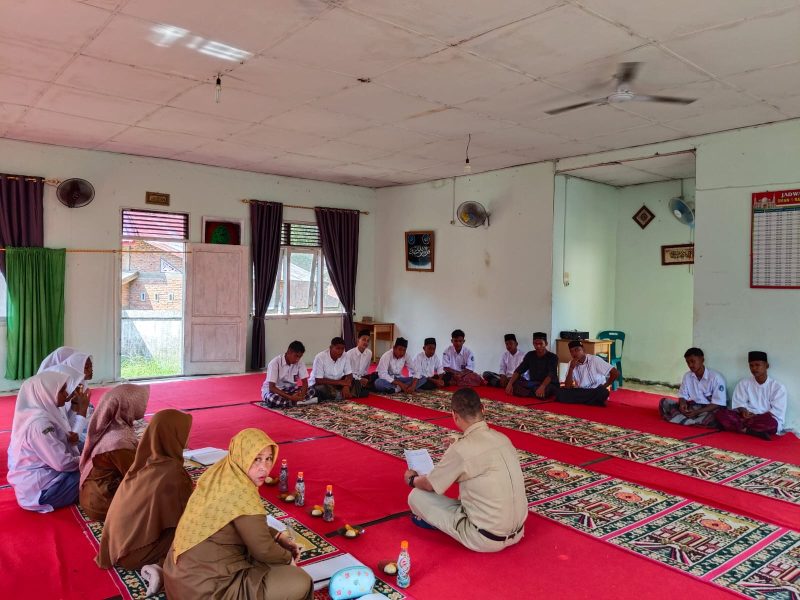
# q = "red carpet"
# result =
<box><xmin>0</xmin><ymin>489</ymin><xmax>119</xmax><ymax>599</ymax></box>
<box><xmin>333</xmin><ymin>512</ymin><xmax>740</xmax><ymax>600</ymax></box>
<box><xmin>610</xmin><ymin>387</ymin><xmax>675</xmax><ymax>407</ymax></box>
<box><xmin>686</xmin><ymin>430</ymin><xmax>800</xmax><ymax>465</ymax></box>
<box><xmin>0</xmin><ymin>431</ymin><xmax>9</xmax><ymax>486</ymax></box>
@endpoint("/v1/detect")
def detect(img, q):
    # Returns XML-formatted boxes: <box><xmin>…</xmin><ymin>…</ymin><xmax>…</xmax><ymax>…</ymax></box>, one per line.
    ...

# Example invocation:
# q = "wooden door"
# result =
<box><xmin>183</xmin><ymin>243</ymin><xmax>248</xmax><ymax>375</ymax></box>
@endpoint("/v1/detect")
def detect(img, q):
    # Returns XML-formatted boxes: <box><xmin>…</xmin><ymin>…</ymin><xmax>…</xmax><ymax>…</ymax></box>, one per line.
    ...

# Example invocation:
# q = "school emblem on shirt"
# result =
<box><xmin>42</xmin><ymin>426</ymin><xmax>55</xmax><ymax>435</ymax></box>
<box><xmin>718</xmin><ymin>385</ymin><xmax>724</xmax><ymax>391</ymax></box>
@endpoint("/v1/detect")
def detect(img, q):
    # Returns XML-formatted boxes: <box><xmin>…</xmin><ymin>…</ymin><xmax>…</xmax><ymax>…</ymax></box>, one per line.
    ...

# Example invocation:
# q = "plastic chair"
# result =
<box><xmin>596</xmin><ymin>330</ymin><xmax>625</xmax><ymax>390</ymax></box>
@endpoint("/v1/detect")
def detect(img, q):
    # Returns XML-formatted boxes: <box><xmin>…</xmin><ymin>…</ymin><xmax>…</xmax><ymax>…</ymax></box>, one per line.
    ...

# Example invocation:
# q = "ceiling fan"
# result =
<box><xmin>544</xmin><ymin>62</ymin><xmax>697</xmax><ymax>116</ymax></box>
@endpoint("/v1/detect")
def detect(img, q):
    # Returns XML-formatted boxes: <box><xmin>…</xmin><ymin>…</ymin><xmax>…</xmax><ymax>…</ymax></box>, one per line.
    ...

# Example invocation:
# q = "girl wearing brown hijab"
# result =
<box><xmin>79</xmin><ymin>384</ymin><xmax>149</xmax><ymax>521</ymax></box>
<box><xmin>163</xmin><ymin>428</ymin><xmax>313</xmax><ymax>600</ymax></box>
<box><xmin>96</xmin><ymin>409</ymin><xmax>193</xmax><ymax>583</ymax></box>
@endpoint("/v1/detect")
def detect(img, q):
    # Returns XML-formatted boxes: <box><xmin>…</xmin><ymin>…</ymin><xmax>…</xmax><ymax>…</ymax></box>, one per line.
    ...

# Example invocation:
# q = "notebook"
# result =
<box><xmin>182</xmin><ymin>447</ymin><xmax>228</xmax><ymax>466</ymax></box>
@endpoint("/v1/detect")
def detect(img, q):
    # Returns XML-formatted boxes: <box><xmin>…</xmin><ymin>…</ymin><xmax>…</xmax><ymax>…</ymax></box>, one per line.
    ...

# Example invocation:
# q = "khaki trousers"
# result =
<box><xmin>408</xmin><ymin>489</ymin><xmax>523</xmax><ymax>553</ymax></box>
<box><xmin>263</xmin><ymin>564</ymin><xmax>314</xmax><ymax>600</ymax></box>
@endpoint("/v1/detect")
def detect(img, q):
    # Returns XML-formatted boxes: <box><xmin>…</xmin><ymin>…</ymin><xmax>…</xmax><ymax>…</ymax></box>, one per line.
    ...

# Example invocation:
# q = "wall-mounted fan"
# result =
<box><xmin>456</xmin><ymin>201</ymin><xmax>489</xmax><ymax>228</ymax></box>
<box><xmin>56</xmin><ymin>178</ymin><xmax>95</xmax><ymax>208</ymax></box>
<box><xmin>669</xmin><ymin>196</ymin><xmax>695</xmax><ymax>228</ymax></box>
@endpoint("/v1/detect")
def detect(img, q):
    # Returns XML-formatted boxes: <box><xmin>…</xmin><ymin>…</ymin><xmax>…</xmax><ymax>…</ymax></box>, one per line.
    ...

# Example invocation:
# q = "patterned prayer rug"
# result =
<box><xmin>712</xmin><ymin>530</ymin><xmax>800</xmax><ymax>599</ymax></box>
<box><xmin>523</xmin><ymin>460</ymin><xmax>608</xmax><ymax>504</ymax></box>
<box><xmin>534</xmin><ymin>479</ymin><xmax>685</xmax><ymax>537</ymax></box>
<box><xmin>610</xmin><ymin>504</ymin><xmax>779</xmax><ymax>577</ymax></box>
<box><xmin>542</xmin><ymin>421</ymin><xmax>633</xmax><ymax>446</ymax></box>
<box><xmin>584</xmin><ymin>432</ymin><xmax>697</xmax><ymax>462</ymax></box>
<box><xmin>726</xmin><ymin>462</ymin><xmax>800</xmax><ymax>503</ymax></box>
<box><xmin>651</xmin><ymin>447</ymin><xmax>770</xmax><ymax>483</ymax></box>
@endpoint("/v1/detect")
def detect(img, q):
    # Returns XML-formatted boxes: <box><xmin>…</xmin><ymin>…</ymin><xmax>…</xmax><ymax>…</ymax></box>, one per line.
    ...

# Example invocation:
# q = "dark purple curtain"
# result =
<box><xmin>315</xmin><ymin>207</ymin><xmax>359</xmax><ymax>348</ymax></box>
<box><xmin>250</xmin><ymin>200</ymin><xmax>283</xmax><ymax>370</ymax></box>
<box><xmin>0</xmin><ymin>175</ymin><xmax>44</xmax><ymax>275</ymax></box>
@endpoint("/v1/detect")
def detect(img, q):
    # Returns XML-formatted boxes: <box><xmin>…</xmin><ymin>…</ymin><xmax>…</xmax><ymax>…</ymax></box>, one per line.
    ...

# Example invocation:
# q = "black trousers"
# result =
<box><xmin>556</xmin><ymin>386</ymin><xmax>609</xmax><ymax>406</ymax></box>
<box><xmin>513</xmin><ymin>380</ymin><xmax>560</xmax><ymax>399</ymax></box>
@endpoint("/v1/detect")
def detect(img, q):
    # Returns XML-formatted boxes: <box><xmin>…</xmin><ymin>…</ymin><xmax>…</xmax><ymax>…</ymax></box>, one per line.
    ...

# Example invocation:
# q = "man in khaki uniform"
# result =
<box><xmin>404</xmin><ymin>388</ymin><xmax>528</xmax><ymax>552</ymax></box>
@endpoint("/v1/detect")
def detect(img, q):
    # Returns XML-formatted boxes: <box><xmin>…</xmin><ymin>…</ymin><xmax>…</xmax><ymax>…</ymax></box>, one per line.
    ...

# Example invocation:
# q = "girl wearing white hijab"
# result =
<box><xmin>42</xmin><ymin>351</ymin><xmax>94</xmax><ymax>445</ymax></box>
<box><xmin>38</xmin><ymin>346</ymin><xmax>78</xmax><ymax>374</ymax></box>
<box><xmin>7</xmin><ymin>371</ymin><xmax>92</xmax><ymax>512</ymax></box>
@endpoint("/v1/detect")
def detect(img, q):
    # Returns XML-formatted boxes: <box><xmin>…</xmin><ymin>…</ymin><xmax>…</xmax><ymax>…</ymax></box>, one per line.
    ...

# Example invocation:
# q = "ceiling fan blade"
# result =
<box><xmin>615</xmin><ymin>62</ymin><xmax>642</xmax><ymax>85</ymax></box>
<box><xmin>545</xmin><ymin>99</ymin><xmax>606</xmax><ymax>115</ymax></box>
<box><xmin>632</xmin><ymin>94</ymin><xmax>697</xmax><ymax>105</ymax></box>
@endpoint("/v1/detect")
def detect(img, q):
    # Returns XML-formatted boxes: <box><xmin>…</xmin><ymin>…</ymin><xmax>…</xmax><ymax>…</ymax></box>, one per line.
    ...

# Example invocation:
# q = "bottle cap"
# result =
<box><xmin>401</xmin><ymin>540</ymin><xmax>408</xmax><ymax>549</ymax></box>
<box><xmin>326</xmin><ymin>484</ymin><xmax>333</xmax><ymax>492</ymax></box>
<box><xmin>281</xmin><ymin>459</ymin><xmax>287</xmax><ymax>465</ymax></box>
<box><xmin>298</xmin><ymin>471</ymin><xmax>304</xmax><ymax>478</ymax></box>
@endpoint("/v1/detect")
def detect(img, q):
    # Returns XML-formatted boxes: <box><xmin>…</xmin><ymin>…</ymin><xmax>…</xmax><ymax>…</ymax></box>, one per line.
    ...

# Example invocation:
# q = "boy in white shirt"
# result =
<box><xmin>483</xmin><ymin>334</ymin><xmax>525</xmax><ymax>389</ymax></box>
<box><xmin>557</xmin><ymin>340</ymin><xmax>618</xmax><ymax>406</ymax></box>
<box><xmin>345</xmin><ymin>329</ymin><xmax>373</xmax><ymax>397</ymax></box>
<box><xmin>442</xmin><ymin>329</ymin><xmax>485</xmax><ymax>387</ymax></box>
<box><xmin>309</xmin><ymin>337</ymin><xmax>355</xmax><ymax>401</ymax></box>
<box><xmin>659</xmin><ymin>347</ymin><xmax>727</xmax><ymax>427</ymax></box>
<box><xmin>412</xmin><ymin>338</ymin><xmax>446</xmax><ymax>390</ymax></box>
<box><xmin>715</xmin><ymin>351</ymin><xmax>787</xmax><ymax>440</ymax></box>
<box><xmin>261</xmin><ymin>341</ymin><xmax>316</xmax><ymax>408</ymax></box>
<box><xmin>375</xmin><ymin>338</ymin><xmax>423</xmax><ymax>394</ymax></box>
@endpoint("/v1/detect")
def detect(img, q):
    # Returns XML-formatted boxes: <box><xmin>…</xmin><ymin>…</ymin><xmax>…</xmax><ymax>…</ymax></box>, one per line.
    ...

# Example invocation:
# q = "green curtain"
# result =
<box><xmin>6</xmin><ymin>247</ymin><xmax>66</xmax><ymax>379</ymax></box>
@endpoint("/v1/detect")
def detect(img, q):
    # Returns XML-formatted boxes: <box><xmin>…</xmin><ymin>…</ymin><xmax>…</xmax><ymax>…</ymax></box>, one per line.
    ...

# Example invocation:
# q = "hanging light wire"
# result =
<box><xmin>464</xmin><ymin>133</ymin><xmax>472</xmax><ymax>173</ymax></box>
<box><xmin>215</xmin><ymin>74</ymin><xmax>222</xmax><ymax>103</ymax></box>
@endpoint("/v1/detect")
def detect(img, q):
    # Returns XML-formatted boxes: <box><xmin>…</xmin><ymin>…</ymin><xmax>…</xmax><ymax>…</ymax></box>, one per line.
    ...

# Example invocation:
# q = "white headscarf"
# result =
<box><xmin>10</xmin><ymin>371</ymin><xmax>71</xmax><ymax>460</ymax></box>
<box><xmin>37</xmin><ymin>347</ymin><xmax>78</xmax><ymax>374</ymax></box>
<box><xmin>62</xmin><ymin>352</ymin><xmax>91</xmax><ymax>380</ymax></box>
<box><xmin>45</xmin><ymin>365</ymin><xmax>85</xmax><ymax>394</ymax></box>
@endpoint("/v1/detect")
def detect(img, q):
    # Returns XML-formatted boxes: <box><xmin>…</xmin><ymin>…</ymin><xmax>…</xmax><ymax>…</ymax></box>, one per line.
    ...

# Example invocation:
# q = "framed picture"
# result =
<box><xmin>202</xmin><ymin>217</ymin><xmax>242</xmax><ymax>245</ymax></box>
<box><xmin>405</xmin><ymin>231</ymin><xmax>434</xmax><ymax>272</ymax></box>
<box><xmin>661</xmin><ymin>243</ymin><xmax>694</xmax><ymax>265</ymax></box>
<box><xmin>632</xmin><ymin>205</ymin><xmax>655</xmax><ymax>229</ymax></box>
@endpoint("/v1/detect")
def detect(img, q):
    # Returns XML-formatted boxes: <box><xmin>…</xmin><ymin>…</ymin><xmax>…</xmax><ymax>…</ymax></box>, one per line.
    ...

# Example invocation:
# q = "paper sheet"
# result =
<box><xmin>404</xmin><ymin>448</ymin><xmax>434</xmax><ymax>475</ymax></box>
<box><xmin>182</xmin><ymin>447</ymin><xmax>228</xmax><ymax>465</ymax></box>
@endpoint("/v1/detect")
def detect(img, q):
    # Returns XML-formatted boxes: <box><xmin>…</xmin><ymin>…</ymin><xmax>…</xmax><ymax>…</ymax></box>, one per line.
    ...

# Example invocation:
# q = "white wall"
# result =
<box><xmin>0</xmin><ymin>138</ymin><xmax>376</xmax><ymax>390</ymax></box>
<box><xmin>615</xmin><ymin>179</ymin><xmax>695</xmax><ymax>384</ymax></box>
<box><xmin>551</xmin><ymin>175</ymin><xmax>618</xmax><ymax>342</ymax></box>
<box><xmin>374</xmin><ymin>163</ymin><xmax>555</xmax><ymax>373</ymax></box>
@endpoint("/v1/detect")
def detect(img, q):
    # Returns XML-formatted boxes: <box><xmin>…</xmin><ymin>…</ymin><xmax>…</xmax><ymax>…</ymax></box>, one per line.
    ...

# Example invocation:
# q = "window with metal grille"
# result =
<box><xmin>122</xmin><ymin>209</ymin><xmax>189</xmax><ymax>240</ymax></box>
<box><xmin>280</xmin><ymin>222</ymin><xmax>320</xmax><ymax>247</ymax></box>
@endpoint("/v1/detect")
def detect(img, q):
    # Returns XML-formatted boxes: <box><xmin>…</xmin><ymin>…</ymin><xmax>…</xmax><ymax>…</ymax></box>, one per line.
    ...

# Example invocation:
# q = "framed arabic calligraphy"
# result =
<box><xmin>405</xmin><ymin>231</ymin><xmax>434</xmax><ymax>272</ymax></box>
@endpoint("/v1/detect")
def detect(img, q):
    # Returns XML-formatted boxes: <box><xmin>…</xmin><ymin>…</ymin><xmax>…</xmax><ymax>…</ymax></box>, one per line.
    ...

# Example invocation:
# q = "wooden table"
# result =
<box><xmin>354</xmin><ymin>321</ymin><xmax>395</xmax><ymax>363</ymax></box>
<box><xmin>555</xmin><ymin>338</ymin><xmax>615</xmax><ymax>364</ymax></box>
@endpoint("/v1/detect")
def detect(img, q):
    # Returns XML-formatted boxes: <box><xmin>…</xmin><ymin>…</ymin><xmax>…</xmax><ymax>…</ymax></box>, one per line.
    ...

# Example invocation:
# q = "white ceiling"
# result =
<box><xmin>561</xmin><ymin>151</ymin><xmax>696</xmax><ymax>186</ymax></box>
<box><xmin>1</xmin><ymin>0</ymin><xmax>799</xmax><ymax>187</ymax></box>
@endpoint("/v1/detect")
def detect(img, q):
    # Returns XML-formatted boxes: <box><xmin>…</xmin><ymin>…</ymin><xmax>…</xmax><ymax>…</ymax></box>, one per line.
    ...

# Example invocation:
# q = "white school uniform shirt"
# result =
<box><xmin>262</xmin><ymin>353</ymin><xmax>308</xmax><ymax>396</ymax></box>
<box><xmin>346</xmin><ymin>346</ymin><xmax>372</xmax><ymax>379</ymax></box>
<box><xmin>500</xmin><ymin>350</ymin><xmax>526</xmax><ymax>378</ymax></box>
<box><xmin>679</xmin><ymin>367</ymin><xmax>727</xmax><ymax>406</ymax></box>
<box><xmin>411</xmin><ymin>351</ymin><xmax>444</xmax><ymax>379</ymax></box>
<box><xmin>308</xmin><ymin>350</ymin><xmax>353</xmax><ymax>387</ymax></box>
<box><xmin>572</xmin><ymin>354</ymin><xmax>613</xmax><ymax>389</ymax></box>
<box><xmin>377</xmin><ymin>350</ymin><xmax>410</xmax><ymax>384</ymax></box>
<box><xmin>732</xmin><ymin>376</ymin><xmax>788</xmax><ymax>431</ymax></box>
<box><xmin>442</xmin><ymin>345</ymin><xmax>475</xmax><ymax>372</ymax></box>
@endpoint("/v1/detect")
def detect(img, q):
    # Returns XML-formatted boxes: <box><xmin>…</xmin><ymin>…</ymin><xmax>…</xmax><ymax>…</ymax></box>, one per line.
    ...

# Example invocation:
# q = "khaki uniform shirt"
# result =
<box><xmin>427</xmin><ymin>420</ymin><xmax>527</xmax><ymax>536</ymax></box>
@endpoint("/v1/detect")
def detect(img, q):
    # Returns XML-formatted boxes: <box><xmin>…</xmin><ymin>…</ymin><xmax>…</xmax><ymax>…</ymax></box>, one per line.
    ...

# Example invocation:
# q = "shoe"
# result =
<box><xmin>410</xmin><ymin>514</ymin><xmax>437</xmax><ymax>530</ymax></box>
<box><xmin>746</xmin><ymin>428</ymin><xmax>771</xmax><ymax>441</ymax></box>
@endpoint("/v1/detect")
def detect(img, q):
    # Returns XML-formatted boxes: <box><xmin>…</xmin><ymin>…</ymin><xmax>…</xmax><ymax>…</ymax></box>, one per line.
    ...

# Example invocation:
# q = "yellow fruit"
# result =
<box><xmin>383</xmin><ymin>563</ymin><xmax>397</xmax><ymax>574</ymax></box>
<box><xmin>311</xmin><ymin>509</ymin><xmax>323</xmax><ymax>517</ymax></box>
<box><xmin>345</xmin><ymin>529</ymin><xmax>358</xmax><ymax>538</ymax></box>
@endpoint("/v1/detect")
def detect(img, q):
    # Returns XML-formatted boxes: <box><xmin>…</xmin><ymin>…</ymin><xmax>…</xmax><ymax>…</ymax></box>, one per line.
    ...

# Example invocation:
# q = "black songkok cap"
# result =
<box><xmin>568</xmin><ymin>340</ymin><xmax>583</xmax><ymax>349</ymax></box>
<box><xmin>533</xmin><ymin>332</ymin><xmax>548</xmax><ymax>341</ymax></box>
<box><xmin>504</xmin><ymin>334</ymin><xmax>517</xmax><ymax>342</ymax></box>
<box><xmin>395</xmin><ymin>337</ymin><xmax>408</xmax><ymax>348</ymax></box>
<box><xmin>424</xmin><ymin>337</ymin><xmax>436</xmax><ymax>346</ymax></box>
<box><xmin>748</xmin><ymin>351</ymin><xmax>768</xmax><ymax>362</ymax></box>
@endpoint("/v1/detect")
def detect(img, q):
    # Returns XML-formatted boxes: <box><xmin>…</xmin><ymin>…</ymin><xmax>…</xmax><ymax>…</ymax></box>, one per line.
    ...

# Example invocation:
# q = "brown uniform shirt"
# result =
<box><xmin>427</xmin><ymin>420</ymin><xmax>527</xmax><ymax>535</ymax></box>
<box><xmin>79</xmin><ymin>448</ymin><xmax>136</xmax><ymax>521</ymax></box>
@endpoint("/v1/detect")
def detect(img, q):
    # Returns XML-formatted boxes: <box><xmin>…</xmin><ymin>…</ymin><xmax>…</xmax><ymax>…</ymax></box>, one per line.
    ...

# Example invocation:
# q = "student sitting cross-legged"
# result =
<box><xmin>261</xmin><ymin>341</ymin><xmax>316</xmax><ymax>408</ymax></box>
<box><xmin>483</xmin><ymin>334</ymin><xmax>525</xmax><ymax>389</ymax></box>
<box><xmin>505</xmin><ymin>332</ymin><xmax>559</xmax><ymax>399</ymax></box>
<box><xmin>442</xmin><ymin>329</ymin><xmax>485</xmax><ymax>387</ymax></box>
<box><xmin>375</xmin><ymin>337</ymin><xmax>424</xmax><ymax>394</ymax></box>
<box><xmin>345</xmin><ymin>329</ymin><xmax>373</xmax><ymax>396</ymax></box>
<box><xmin>308</xmin><ymin>337</ymin><xmax>357</xmax><ymax>401</ymax></box>
<box><xmin>715</xmin><ymin>351</ymin><xmax>787</xmax><ymax>440</ymax></box>
<box><xmin>163</xmin><ymin>429</ymin><xmax>313</xmax><ymax>600</ymax></box>
<box><xmin>556</xmin><ymin>340</ymin><xmax>618</xmax><ymax>406</ymax></box>
<box><xmin>412</xmin><ymin>338</ymin><xmax>446</xmax><ymax>390</ymax></box>
<box><xmin>659</xmin><ymin>347</ymin><xmax>726</xmax><ymax>427</ymax></box>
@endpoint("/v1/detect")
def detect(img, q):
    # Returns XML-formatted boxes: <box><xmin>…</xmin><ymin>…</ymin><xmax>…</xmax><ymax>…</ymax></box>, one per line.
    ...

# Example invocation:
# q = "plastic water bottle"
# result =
<box><xmin>278</xmin><ymin>459</ymin><xmax>289</xmax><ymax>493</ymax></box>
<box><xmin>294</xmin><ymin>472</ymin><xmax>305</xmax><ymax>507</ymax></box>
<box><xmin>397</xmin><ymin>540</ymin><xmax>410</xmax><ymax>588</ymax></box>
<box><xmin>322</xmin><ymin>484</ymin><xmax>335</xmax><ymax>522</ymax></box>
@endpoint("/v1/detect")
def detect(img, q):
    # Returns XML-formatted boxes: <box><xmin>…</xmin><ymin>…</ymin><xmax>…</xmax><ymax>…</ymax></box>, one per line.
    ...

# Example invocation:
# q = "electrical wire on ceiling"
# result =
<box><xmin>464</xmin><ymin>134</ymin><xmax>471</xmax><ymax>173</ymax></box>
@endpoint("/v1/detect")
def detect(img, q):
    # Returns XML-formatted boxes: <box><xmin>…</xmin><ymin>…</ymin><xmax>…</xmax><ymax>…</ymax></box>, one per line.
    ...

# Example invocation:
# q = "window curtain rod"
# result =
<box><xmin>240</xmin><ymin>199</ymin><xmax>369</xmax><ymax>216</ymax></box>
<box><xmin>1</xmin><ymin>175</ymin><xmax>61</xmax><ymax>186</ymax></box>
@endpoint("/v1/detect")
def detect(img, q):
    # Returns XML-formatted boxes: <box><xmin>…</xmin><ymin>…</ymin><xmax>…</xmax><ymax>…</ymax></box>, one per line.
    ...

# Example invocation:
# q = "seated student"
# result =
<box><xmin>79</xmin><ymin>384</ymin><xmax>149</xmax><ymax>521</ymax></box>
<box><xmin>557</xmin><ymin>340</ymin><xmax>618</xmax><ymax>406</ymax></box>
<box><xmin>405</xmin><ymin>388</ymin><xmax>527</xmax><ymax>552</ymax></box>
<box><xmin>412</xmin><ymin>338</ymin><xmax>446</xmax><ymax>390</ymax></box>
<box><xmin>375</xmin><ymin>337</ymin><xmax>423</xmax><ymax>393</ymax></box>
<box><xmin>345</xmin><ymin>329</ymin><xmax>373</xmax><ymax>396</ymax></box>
<box><xmin>308</xmin><ymin>337</ymin><xmax>356</xmax><ymax>401</ymax></box>
<box><xmin>8</xmin><ymin>371</ymin><xmax>90</xmax><ymax>512</ymax></box>
<box><xmin>505</xmin><ymin>332</ymin><xmax>559</xmax><ymax>398</ymax></box>
<box><xmin>97</xmin><ymin>409</ymin><xmax>193</xmax><ymax>596</ymax></box>
<box><xmin>659</xmin><ymin>347</ymin><xmax>726</xmax><ymax>427</ymax></box>
<box><xmin>42</xmin><ymin>351</ymin><xmax>95</xmax><ymax>444</ymax></box>
<box><xmin>261</xmin><ymin>341</ymin><xmax>316</xmax><ymax>408</ymax></box>
<box><xmin>442</xmin><ymin>329</ymin><xmax>485</xmax><ymax>387</ymax></box>
<box><xmin>38</xmin><ymin>346</ymin><xmax>78</xmax><ymax>373</ymax></box>
<box><xmin>716</xmin><ymin>351</ymin><xmax>787</xmax><ymax>440</ymax></box>
<box><xmin>164</xmin><ymin>428</ymin><xmax>312</xmax><ymax>600</ymax></box>
<box><xmin>483</xmin><ymin>334</ymin><xmax>525</xmax><ymax>389</ymax></box>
